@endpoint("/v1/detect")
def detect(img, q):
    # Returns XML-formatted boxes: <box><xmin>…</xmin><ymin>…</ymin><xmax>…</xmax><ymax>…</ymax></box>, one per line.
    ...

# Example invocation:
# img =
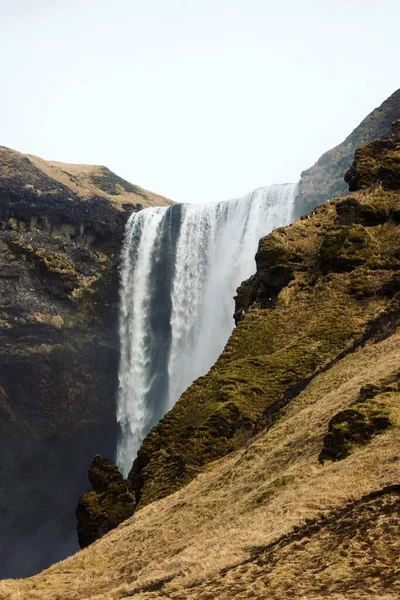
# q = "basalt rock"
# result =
<box><xmin>76</xmin><ymin>455</ymin><xmax>136</xmax><ymax>548</ymax></box>
<box><xmin>0</xmin><ymin>146</ymin><xmax>172</xmax><ymax>577</ymax></box>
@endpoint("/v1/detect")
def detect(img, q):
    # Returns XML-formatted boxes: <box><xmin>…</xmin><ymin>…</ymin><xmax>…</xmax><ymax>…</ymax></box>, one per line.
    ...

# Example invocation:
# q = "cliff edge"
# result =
<box><xmin>293</xmin><ymin>88</ymin><xmax>400</xmax><ymax>218</ymax></box>
<box><xmin>0</xmin><ymin>146</ymin><xmax>172</xmax><ymax>577</ymax></box>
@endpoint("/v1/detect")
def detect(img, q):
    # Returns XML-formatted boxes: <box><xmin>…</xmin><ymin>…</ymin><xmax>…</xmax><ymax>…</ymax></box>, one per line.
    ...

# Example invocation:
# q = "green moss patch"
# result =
<box><xmin>319</xmin><ymin>225</ymin><xmax>377</xmax><ymax>272</ymax></box>
<box><xmin>345</xmin><ymin>121</ymin><xmax>400</xmax><ymax>191</ymax></box>
<box><xmin>319</xmin><ymin>381</ymin><xmax>395</xmax><ymax>463</ymax></box>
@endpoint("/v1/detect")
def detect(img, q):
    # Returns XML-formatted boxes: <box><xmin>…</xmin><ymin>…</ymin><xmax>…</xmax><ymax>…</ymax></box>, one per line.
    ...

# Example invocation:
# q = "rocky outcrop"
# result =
<box><xmin>76</xmin><ymin>455</ymin><xmax>136</xmax><ymax>548</ymax></box>
<box><xmin>123</xmin><ymin>121</ymin><xmax>400</xmax><ymax>516</ymax></box>
<box><xmin>345</xmin><ymin>119</ymin><xmax>400</xmax><ymax>191</ymax></box>
<box><xmin>319</xmin><ymin>370</ymin><xmax>398</xmax><ymax>462</ymax></box>
<box><xmin>0</xmin><ymin>146</ymin><xmax>172</xmax><ymax>577</ymax></box>
<box><xmin>293</xmin><ymin>88</ymin><xmax>400</xmax><ymax>218</ymax></box>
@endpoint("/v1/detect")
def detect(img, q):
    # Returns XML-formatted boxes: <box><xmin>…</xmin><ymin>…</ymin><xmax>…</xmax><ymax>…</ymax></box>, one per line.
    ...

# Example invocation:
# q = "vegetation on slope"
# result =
<box><xmin>125</xmin><ymin>121</ymin><xmax>400</xmax><ymax>513</ymax></box>
<box><xmin>0</xmin><ymin>145</ymin><xmax>173</xmax><ymax>211</ymax></box>
<box><xmin>76</xmin><ymin>456</ymin><xmax>136</xmax><ymax>548</ymax></box>
<box><xmin>1</xmin><ymin>321</ymin><xmax>399</xmax><ymax>599</ymax></box>
<box><xmin>318</xmin><ymin>372</ymin><xmax>398</xmax><ymax>462</ymax></box>
<box><xmin>293</xmin><ymin>87</ymin><xmax>400</xmax><ymax>217</ymax></box>
<box><xmin>345</xmin><ymin>120</ymin><xmax>400</xmax><ymax>192</ymax></box>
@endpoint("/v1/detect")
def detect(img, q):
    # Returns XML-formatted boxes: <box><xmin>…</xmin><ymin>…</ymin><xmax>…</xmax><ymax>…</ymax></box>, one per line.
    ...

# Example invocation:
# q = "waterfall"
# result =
<box><xmin>117</xmin><ymin>183</ymin><xmax>297</xmax><ymax>476</ymax></box>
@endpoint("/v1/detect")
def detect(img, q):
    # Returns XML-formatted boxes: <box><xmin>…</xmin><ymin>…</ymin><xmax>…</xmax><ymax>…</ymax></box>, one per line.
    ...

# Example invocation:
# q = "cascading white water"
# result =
<box><xmin>117</xmin><ymin>183</ymin><xmax>297</xmax><ymax>476</ymax></box>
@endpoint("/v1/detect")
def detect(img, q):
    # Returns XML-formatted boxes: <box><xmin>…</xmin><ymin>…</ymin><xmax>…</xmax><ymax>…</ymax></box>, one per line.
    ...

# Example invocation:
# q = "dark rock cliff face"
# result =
<box><xmin>0</xmin><ymin>147</ymin><xmax>172</xmax><ymax>578</ymax></box>
<box><xmin>292</xmin><ymin>88</ymin><xmax>400</xmax><ymax>218</ymax></box>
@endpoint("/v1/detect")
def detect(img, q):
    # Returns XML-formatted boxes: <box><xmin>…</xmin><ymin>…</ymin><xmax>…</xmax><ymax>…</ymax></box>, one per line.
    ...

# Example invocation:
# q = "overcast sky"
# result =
<box><xmin>1</xmin><ymin>0</ymin><xmax>399</xmax><ymax>203</ymax></box>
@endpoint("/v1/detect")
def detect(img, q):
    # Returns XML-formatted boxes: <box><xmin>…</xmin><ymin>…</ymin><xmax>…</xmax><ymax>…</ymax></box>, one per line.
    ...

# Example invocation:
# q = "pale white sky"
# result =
<box><xmin>1</xmin><ymin>0</ymin><xmax>399</xmax><ymax>203</ymax></box>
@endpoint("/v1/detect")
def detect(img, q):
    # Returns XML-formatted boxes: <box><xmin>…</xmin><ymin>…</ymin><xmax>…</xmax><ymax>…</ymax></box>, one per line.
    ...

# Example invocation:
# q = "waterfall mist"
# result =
<box><xmin>117</xmin><ymin>183</ymin><xmax>297</xmax><ymax>476</ymax></box>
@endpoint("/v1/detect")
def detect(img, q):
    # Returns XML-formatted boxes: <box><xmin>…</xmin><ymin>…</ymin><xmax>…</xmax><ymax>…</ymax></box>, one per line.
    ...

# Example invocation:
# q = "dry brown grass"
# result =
<box><xmin>1</xmin><ymin>330</ymin><xmax>399</xmax><ymax>600</ymax></box>
<box><xmin>27</xmin><ymin>155</ymin><xmax>173</xmax><ymax>209</ymax></box>
<box><xmin>0</xmin><ymin>145</ymin><xmax>173</xmax><ymax>209</ymax></box>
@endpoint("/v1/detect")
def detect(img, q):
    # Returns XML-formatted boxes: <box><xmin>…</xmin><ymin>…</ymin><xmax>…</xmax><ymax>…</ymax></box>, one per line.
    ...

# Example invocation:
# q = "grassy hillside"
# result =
<box><xmin>1</xmin><ymin>125</ymin><xmax>399</xmax><ymax>597</ymax></box>
<box><xmin>125</xmin><ymin>123</ymin><xmax>400</xmax><ymax>513</ymax></box>
<box><xmin>1</xmin><ymin>319</ymin><xmax>398</xmax><ymax>599</ymax></box>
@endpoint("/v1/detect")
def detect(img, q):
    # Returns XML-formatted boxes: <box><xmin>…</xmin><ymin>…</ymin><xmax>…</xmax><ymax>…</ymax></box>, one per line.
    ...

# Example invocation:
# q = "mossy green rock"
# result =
<box><xmin>76</xmin><ymin>455</ymin><xmax>136</xmax><ymax>548</ymax></box>
<box><xmin>319</xmin><ymin>225</ymin><xmax>376</xmax><ymax>272</ymax></box>
<box><xmin>318</xmin><ymin>374</ymin><xmax>397</xmax><ymax>463</ymax></box>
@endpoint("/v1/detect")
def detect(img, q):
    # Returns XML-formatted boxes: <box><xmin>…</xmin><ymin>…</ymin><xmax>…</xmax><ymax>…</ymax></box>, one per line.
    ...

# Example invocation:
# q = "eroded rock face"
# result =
<box><xmin>293</xmin><ymin>88</ymin><xmax>400</xmax><ymax>218</ymax></box>
<box><xmin>0</xmin><ymin>146</ymin><xmax>172</xmax><ymax>577</ymax></box>
<box><xmin>76</xmin><ymin>456</ymin><xmax>136</xmax><ymax>548</ymax></box>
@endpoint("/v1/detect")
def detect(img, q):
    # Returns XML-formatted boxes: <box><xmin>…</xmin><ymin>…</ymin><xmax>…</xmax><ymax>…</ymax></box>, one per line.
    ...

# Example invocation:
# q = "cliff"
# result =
<box><xmin>1</xmin><ymin>123</ymin><xmax>398</xmax><ymax>599</ymax></box>
<box><xmin>124</xmin><ymin>120</ymin><xmax>400</xmax><ymax>511</ymax></box>
<box><xmin>0</xmin><ymin>146</ymin><xmax>172</xmax><ymax>577</ymax></box>
<box><xmin>292</xmin><ymin>88</ymin><xmax>400</xmax><ymax>218</ymax></box>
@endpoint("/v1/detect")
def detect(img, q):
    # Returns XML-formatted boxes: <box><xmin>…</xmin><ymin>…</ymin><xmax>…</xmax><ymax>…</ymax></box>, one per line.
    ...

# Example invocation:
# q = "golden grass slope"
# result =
<box><xmin>1</xmin><ymin>327</ymin><xmax>399</xmax><ymax>599</ymax></box>
<box><xmin>0</xmin><ymin>145</ymin><xmax>173</xmax><ymax>209</ymax></box>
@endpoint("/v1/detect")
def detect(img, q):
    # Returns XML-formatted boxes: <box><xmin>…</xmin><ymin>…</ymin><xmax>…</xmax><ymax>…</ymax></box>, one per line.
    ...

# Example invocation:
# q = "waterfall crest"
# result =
<box><xmin>117</xmin><ymin>183</ymin><xmax>297</xmax><ymax>475</ymax></box>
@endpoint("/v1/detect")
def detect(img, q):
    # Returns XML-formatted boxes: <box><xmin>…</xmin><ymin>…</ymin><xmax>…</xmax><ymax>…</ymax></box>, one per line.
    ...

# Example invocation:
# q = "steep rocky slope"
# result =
<box><xmin>1</xmin><ymin>122</ymin><xmax>398</xmax><ymax>599</ymax></box>
<box><xmin>124</xmin><ymin>120</ymin><xmax>400</xmax><ymax>513</ymax></box>
<box><xmin>0</xmin><ymin>146</ymin><xmax>173</xmax><ymax>578</ymax></box>
<box><xmin>293</xmin><ymin>88</ymin><xmax>400</xmax><ymax>218</ymax></box>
